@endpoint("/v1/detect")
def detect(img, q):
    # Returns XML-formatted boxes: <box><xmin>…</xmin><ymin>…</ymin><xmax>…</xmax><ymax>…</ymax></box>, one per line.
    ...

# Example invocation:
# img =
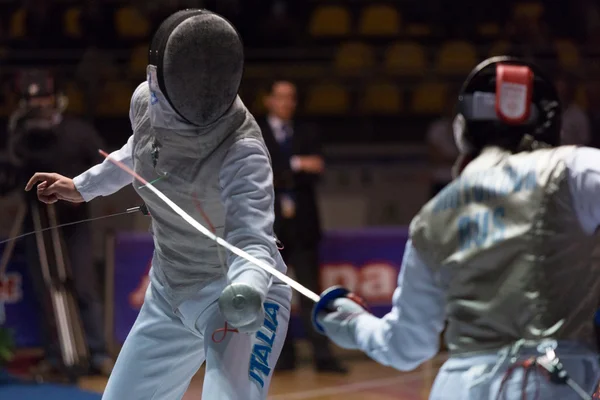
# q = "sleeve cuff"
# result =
<box><xmin>72</xmin><ymin>173</ymin><xmax>96</xmax><ymax>202</ymax></box>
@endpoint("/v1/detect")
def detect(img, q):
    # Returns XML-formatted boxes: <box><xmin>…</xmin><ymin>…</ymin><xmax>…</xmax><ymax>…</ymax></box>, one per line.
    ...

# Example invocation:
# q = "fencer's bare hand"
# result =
<box><xmin>25</xmin><ymin>172</ymin><xmax>84</xmax><ymax>204</ymax></box>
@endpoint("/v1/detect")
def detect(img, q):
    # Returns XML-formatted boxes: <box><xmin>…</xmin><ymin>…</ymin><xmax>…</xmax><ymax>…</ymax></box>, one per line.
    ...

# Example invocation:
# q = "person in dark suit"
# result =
<box><xmin>259</xmin><ymin>80</ymin><xmax>347</xmax><ymax>373</ymax></box>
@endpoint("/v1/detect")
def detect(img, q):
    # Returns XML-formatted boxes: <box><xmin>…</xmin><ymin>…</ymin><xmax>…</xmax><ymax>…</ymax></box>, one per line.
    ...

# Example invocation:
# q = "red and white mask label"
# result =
<box><xmin>495</xmin><ymin>64</ymin><xmax>534</xmax><ymax>124</ymax></box>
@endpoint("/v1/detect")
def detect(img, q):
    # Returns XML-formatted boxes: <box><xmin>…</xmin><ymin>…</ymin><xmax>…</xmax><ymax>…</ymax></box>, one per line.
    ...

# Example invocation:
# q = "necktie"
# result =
<box><xmin>280</xmin><ymin>123</ymin><xmax>293</xmax><ymax>158</ymax></box>
<box><xmin>279</xmin><ymin>123</ymin><xmax>295</xmax><ymax>217</ymax></box>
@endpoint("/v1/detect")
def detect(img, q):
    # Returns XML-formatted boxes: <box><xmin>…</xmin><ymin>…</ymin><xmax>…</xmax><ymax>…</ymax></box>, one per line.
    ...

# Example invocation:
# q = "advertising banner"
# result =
<box><xmin>112</xmin><ymin>229</ymin><xmax>409</xmax><ymax>343</ymax></box>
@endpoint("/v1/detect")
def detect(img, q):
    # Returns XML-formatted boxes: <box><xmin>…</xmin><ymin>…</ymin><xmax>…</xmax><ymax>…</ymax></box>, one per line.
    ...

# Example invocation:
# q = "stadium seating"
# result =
<box><xmin>64</xmin><ymin>7</ymin><xmax>82</xmax><ymax>39</ymax></box>
<box><xmin>309</xmin><ymin>5</ymin><xmax>351</xmax><ymax>37</ymax></box>
<box><xmin>0</xmin><ymin>1</ymin><xmax>591</xmax><ymax>127</ymax></box>
<box><xmin>128</xmin><ymin>44</ymin><xmax>149</xmax><ymax>79</ymax></box>
<box><xmin>512</xmin><ymin>2</ymin><xmax>544</xmax><ymax>20</ymax></box>
<box><xmin>384</xmin><ymin>41</ymin><xmax>427</xmax><ymax>76</ymax></box>
<box><xmin>95</xmin><ymin>81</ymin><xmax>134</xmax><ymax>117</ymax></box>
<box><xmin>477</xmin><ymin>23</ymin><xmax>500</xmax><ymax>38</ymax></box>
<box><xmin>488</xmin><ymin>41</ymin><xmax>512</xmax><ymax>58</ymax></box>
<box><xmin>358</xmin><ymin>5</ymin><xmax>401</xmax><ymax>37</ymax></box>
<box><xmin>360</xmin><ymin>82</ymin><xmax>402</xmax><ymax>114</ymax></box>
<box><xmin>436</xmin><ymin>41</ymin><xmax>478</xmax><ymax>75</ymax></box>
<box><xmin>305</xmin><ymin>83</ymin><xmax>350</xmax><ymax>115</ymax></box>
<box><xmin>251</xmin><ymin>88</ymin><xmax>268</xmax><ymax>116</ymax></box>
<box><xmin>555</xmin><ymin>39</ymin><xmax>581</xmax><ymax>70</ymax></box>
<box><xmin>64</xmin><ymin>82</ymin><xmax>85</xmax><ymax>115</ymax></box>
<box><xmin>575</xmin><ymin>84</ymin><xmax>588</xmax><ymax>109</ymax></box>
<box><xmin>334</xmin><ymin>42</ymin><xmax>376</xmax><ymax>76</ymax></box>
<box><xmin>9</xmin><ymin>8</ymin><xmax>26</xmax><ymax>39</ymax></box>
<box><xmin>411</xmin><ymin>82</ymin><xmax>449</xmax><ymax>115</ymax></box>
<box><xmin>115</xmin><ymin>6</ymin><xmax>150</xmax><ymax>39</ymax></box>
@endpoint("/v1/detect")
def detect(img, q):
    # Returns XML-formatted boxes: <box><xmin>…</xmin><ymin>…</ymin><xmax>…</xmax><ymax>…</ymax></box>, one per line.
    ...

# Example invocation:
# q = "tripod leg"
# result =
<box><xmin>31</xmin><ymin>203</ymin><xmax>89</xmax><ymax>380</ymax></box>
<box><xmin>46</xmin><ymin>205</ymin><xmax>89</xmax><ymax>372</ymax></box>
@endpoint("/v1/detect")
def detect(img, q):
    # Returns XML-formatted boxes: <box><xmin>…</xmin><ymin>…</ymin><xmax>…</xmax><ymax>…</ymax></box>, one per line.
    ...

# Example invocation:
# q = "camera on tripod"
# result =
<box><xmin>3</xmin><ymin>69</ymin><xmax>90</xmax><ymax>382</ymax></box>
<box><xmin>7</xmin><ymin>69</ymin><xmax>67</xmax><ymax>170</ymax></box>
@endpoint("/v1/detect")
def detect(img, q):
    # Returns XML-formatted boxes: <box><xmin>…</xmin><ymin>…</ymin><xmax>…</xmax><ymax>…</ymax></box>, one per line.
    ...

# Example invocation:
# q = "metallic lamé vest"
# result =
<box><xmin>411</xmin><ymin>146</ymin><xmax>600</xmax><ymax>355</ymax></box>
<box><xmin>130</xmin><ymin>84</ymin><xmax>264</xmax><ymax>307</ymax></box>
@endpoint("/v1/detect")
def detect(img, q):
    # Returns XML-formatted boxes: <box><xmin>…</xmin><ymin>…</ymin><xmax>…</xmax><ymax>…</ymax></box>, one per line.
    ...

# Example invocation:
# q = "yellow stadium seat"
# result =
<box><xmin>9</xmin><ymin>8</ymin><xmax>26</xmax><ymax>39</ymax></box>
<box><xmin>488</xmin><ymin>40</ymin><xmax>511</xmax><ymax>57</ymax></box>
<box><xmin>334</xmin><ymin>42</ymin><xmax>375</xmax><ymax>76</ymax></box>
<box><xmin>309</xmin><ymin>6</ymin><xmax>351</xmax><ymax>37</ymax></box>
<box><xmin>115</xmin><ymin>6</ymin><xmax>150</xmax><ymax>39</ymax></box>
<box><xmin>96</xmin><ymin>81</ymin><xmax>133</xmax><ymax>117</ymax></box>
<box><xmin>129</xmin><ymin>44</ymin><xmax>149</xmax><ymax>79</ymax></box>
<box><xmin>64</xmin><ymin>82</ymin><xmax>85</xmax><ymax>115</ymax></box>
<box><xmin>251</xmin><ymin>88</ymin><xmax>268</xmax><ymax>116</ymax></box>
<box><xmin>411</xmin><ymin>82</ymin><xmax>449</xmax><ymax>115</ymax></box>
<box><xmin>575</xmin><ymin>85</ymin><xmax>587</xmax><ymax>110</ymax></box>
<box><xmin>478</xmin><ymin>23</ymin><xmax>500</xmax><ymax>37</ymax></box>
<box><xmin>555</xmin><ymin>39</ymin><xmax>580</xmax><ymax>70</ymax></box>
<box><xmin>64</xmin><ymin>7</ymin><xmax>82</xmax><ymax>38</ymax></box>
<box><xmin>384</xmin><ymin>41</ymin><xmax>427</xmax><ymax>76</ymax></box>
<box><xmin>513</xmin><ymin>2</ymin><xmax>544</xmax><ymax>19</ymax></box>
<box><xmin>361</xmin><ymin>83</ymin><xmax>402</xmax><ymax>114</ymax></box>
<box><xmin>305</xmin><ymin>83</ymin><xmax>349</xmax><ymax>115</ymax></box>
<box><xmin>358</xmin><ymin>5</ymin><xmax>400</xmax><ymax>36</ymax></box>
<box><xmin>436</xmin><ymin>41</ymin><xmax>478</xmax><ymax>75</ymax></box>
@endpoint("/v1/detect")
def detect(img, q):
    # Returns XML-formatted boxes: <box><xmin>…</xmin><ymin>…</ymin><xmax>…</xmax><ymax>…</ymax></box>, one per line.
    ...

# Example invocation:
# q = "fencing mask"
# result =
<box><xmin>148</xmin><ymin>9</ymin><xmax>244</xmax><ymax>127</ymax></box>
<box><xmin>453</xmin><ymin>56</ymin><xmax>562</xmax><ymax>155</ymax></box>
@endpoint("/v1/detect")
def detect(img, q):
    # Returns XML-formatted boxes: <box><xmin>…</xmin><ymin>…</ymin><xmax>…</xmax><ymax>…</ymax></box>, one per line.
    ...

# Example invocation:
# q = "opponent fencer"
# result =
<box><xmin>25</xmin><ymin>10</ymin><xmax>291</xmax><ymax>400</ymax></box>
<box><xmin>314</xmin><ymin>57</ymin><xmax>600</xmax><ymax>399</ymax></box>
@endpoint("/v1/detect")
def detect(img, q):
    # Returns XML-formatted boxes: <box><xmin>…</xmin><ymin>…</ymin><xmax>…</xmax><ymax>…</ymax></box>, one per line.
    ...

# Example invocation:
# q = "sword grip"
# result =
<box><xmin>127</xmin><ymin>204</ymin><xmax>150</xmax><ymax>216</ymax></box>
<box><xmin>140</xmin><ymin>203</ymin><xmax>150</xmax><ymax>216</ymax></box>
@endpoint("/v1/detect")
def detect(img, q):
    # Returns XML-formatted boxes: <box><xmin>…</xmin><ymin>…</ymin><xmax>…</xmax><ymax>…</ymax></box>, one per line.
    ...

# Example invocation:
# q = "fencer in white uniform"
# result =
<box><xmin>314</xmin><ymin>57</ymin><xmax>600</xmax><ymax>399</ymax></box>
<box><xmin>25</xmin><ymin>10</ymin><xmax>291</xmax><ymax>400</ymax></box>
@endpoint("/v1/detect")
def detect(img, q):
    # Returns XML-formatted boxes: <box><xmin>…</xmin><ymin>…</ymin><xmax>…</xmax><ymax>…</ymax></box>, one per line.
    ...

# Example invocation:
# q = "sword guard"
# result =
<box><xmin>218</xmin><ymin>283</ymin><xmax>263</xmax><ymax>328</ymax></box>
<box><xmin>312</xmin><ymin>286</ymin><xmax>350</xmax><ymax>334</ymax></box>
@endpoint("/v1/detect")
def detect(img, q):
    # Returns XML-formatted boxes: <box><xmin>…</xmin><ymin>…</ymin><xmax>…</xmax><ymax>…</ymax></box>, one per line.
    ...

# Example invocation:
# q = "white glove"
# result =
<box><xmin>218</xmin><ymin>281</ymin><xmax>266</xmax><ymax>334</ymax></box>
<box><xmin>220</xmin><ymin>263</ymin><xmax>272</xmax><ymax>334</ymax></box>
<box><xmin>316</xmin><ymin>297</ymin><xmax>368</xmax><ymax>349</ymax></box>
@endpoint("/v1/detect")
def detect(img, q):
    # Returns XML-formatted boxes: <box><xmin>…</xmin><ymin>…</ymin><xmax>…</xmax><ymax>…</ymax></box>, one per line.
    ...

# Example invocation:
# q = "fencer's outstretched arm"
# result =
<box><xmin>353</xmin><ymin>240</ymin><xmax>446</xmax><ymax>370</ymax></box>
<box><xmin>318</xmin><ymin>239</ymin><xmax>446</xmax><ymax>371</ymax></box>
<box><xmin>219</xmin><ymin>138</ymin><xmax>279</xmax><ymax>301</ymax></box>
<box><xmin>71</xmin><ymin>135</ymin><xmax>135</xmax><ymax>202</ymax></box>
<box><xmin>25</xmin><ymin>135</ymin><xmax>135</xmax><ymax>203</ymax></box>
<box><xmin>566</xmin><ymin>147</ymin><xmax>600</xmax><ymax>234</ymax></box>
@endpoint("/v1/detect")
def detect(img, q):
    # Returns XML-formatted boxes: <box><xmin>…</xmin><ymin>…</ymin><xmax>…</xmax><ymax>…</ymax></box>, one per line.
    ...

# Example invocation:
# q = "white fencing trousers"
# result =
<box><xmin>102</xmin><ymin>274</ymin><xmax>292</xmax><ymax>400</ymax></box>
<box><xmin>429</xmin><ymin>341</ymin><xmax>600</xmax><ymax>399</ymax></box>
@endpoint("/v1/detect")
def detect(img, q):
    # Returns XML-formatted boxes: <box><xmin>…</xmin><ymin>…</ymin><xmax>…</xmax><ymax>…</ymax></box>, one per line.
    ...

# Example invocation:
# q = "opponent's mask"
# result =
<box><xmin>453</xmin><ymin>56</ymin><xmax>561</xmax><ymax>154</ymax></box>
<box><xmin>148</xmin><ymin>9</ymin><xmax>244</xmax><ymax>127</ymax></box>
